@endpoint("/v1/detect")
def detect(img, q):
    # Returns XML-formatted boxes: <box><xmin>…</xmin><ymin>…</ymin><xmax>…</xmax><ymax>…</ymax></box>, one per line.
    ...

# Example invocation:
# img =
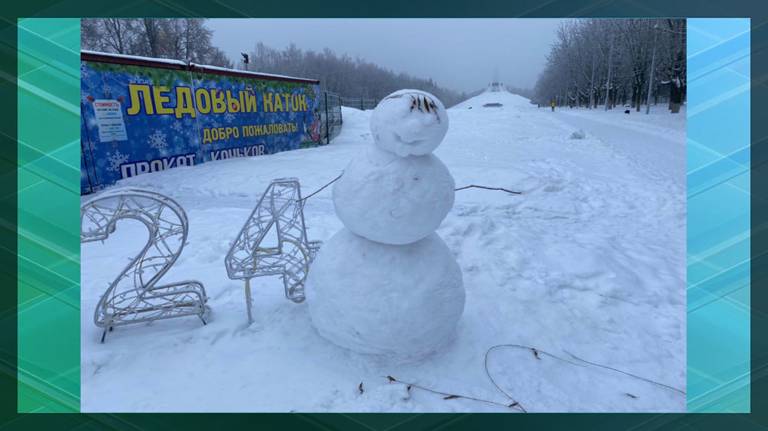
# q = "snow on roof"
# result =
<box><xmin>81</xmin><ymin>50</ymin><xmax>188</xmax><ymax>66</ymax></box>
<box><xmin>197</xmin><ymin>64</ymin><xmax>318</xmax><ymax>83</ymax></box>
<box><xmin>80</xmin><ymin>50</ymin><xmax>320</xmax><ymax>84</ymax></box>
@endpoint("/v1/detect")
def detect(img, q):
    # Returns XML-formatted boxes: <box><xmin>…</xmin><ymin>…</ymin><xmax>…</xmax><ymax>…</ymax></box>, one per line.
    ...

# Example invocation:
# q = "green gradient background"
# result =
<box><xmin>4</xmin><ymin>1</ymin><xmax>768</xmax><ymax>429</ymax></box>
<box><xmin>17</xmin><ymin>18</ymin><xmax>79</xmax><ymax>413</ymax></box>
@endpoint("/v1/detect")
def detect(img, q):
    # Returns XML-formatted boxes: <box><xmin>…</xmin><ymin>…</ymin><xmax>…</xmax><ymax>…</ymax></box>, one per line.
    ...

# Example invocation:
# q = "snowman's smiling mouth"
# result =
<box><xmin>393</xmin><ymin>132</ymin><xmax>426</xmax><ymax>147</ymax></box>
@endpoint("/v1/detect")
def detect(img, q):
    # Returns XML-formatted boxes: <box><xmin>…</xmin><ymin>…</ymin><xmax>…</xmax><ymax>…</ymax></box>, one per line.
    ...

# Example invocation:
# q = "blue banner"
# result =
<box><xmin>80</xmin><ymin>55</ymin><xmax>323</xmax><ymax>193</ymax></box>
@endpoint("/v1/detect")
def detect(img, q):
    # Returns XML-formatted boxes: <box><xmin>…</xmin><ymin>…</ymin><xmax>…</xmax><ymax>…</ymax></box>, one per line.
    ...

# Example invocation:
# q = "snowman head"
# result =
<box><xmin>370</xmin><ymin>89</ymin><xmax>449</xmax><ymax>157</ymax></box>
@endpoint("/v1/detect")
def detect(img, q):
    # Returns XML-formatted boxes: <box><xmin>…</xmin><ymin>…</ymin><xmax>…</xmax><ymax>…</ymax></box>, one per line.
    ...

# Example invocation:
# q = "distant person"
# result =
<box><xmin>550</xmin><ymin>100</ymin><xmax>555</xmax><ymax>112</ymax></box>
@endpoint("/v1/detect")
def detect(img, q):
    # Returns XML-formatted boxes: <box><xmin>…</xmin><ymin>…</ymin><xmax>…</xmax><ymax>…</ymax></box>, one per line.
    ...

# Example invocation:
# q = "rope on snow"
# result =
<box><xmin>299</xmin><ymin>171</ymin><xmax>523</xmax><ymax>205</ymax></box>
<box><xmin>378</xmin><ymin>344</ymin><xmax>685</xmax><ymax>413</ymax></box>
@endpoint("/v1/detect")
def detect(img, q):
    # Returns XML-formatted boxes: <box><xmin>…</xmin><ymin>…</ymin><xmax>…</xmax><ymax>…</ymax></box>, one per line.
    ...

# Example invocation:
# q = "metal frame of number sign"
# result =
<box><xmin>81</xmin><ymin>188</ymin><xmax>208</xmax><ymax>342</ymax></box>
<box><xmin>225</xmin><ymin>178</ymin><xmax>321</xmax><ymax>323</ymax></box>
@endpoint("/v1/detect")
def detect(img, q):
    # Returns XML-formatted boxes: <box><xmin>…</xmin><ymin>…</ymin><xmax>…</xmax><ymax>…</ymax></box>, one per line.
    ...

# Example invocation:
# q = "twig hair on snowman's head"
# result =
<box><xmin>370</xmin><ymin>89</ymin><xmax>449</xmax><ymax>157</ymax></box>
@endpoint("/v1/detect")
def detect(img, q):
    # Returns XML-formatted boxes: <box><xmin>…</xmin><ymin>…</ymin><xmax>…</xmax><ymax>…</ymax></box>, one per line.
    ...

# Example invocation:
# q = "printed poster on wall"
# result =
<box><xmin>92</xmin><ymin>99</ymin><xmax>128</xmax><ymax>142</ymax></box>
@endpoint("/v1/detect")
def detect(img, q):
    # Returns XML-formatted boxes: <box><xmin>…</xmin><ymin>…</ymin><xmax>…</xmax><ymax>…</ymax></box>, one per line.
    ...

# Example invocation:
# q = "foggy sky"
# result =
<box><xmin>208</xmin><ymin>19</ymin><xmax>565</xmax><ymax>94</ymax></box>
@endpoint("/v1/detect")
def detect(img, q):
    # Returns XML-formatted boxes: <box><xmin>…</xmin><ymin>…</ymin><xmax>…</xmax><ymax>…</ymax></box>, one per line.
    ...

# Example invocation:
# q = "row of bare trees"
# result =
<box><xmin>245</xmin><ymin>42</ymin><xmax>467</xmax><ymax>107</ymax></box>
<box><xmin>80</xmin><ymin>19</ymin><xmax>465</xmax><ymax>106</ymax></box>
<box><xmin>533</xmin><ymin>19</ymin><xmax>686</xmax><ymax>113</ymax></box>
<box><xmin>81</xmin><ymin>19</ymin><xmax>232</xmax><ymax>68</ymax></box>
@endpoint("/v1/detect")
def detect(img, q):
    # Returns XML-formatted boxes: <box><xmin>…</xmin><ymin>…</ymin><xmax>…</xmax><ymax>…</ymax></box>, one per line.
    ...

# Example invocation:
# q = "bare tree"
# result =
<box><xmin>138</xmin><ymin>18</ymin><xmax>163</xmax><ymax>57</ymax></box>
<box><xmin>246</xmin><ymin>42</ymin><xmax>467</xmax><ymax>106</ymax></box>
<box><xmin>82</xmin><ymin>18</ymin><xmax>137</xmax><ymax>54</ymax></box>
<box><xmin>533</xmin><ymin>18</ymin><xmax>686</xmax><ymax>114</ymax></box>
<box><xmin>81</xmin><ymin>18</ymin><xmax>232</xmax><ymax>68</ymax></box>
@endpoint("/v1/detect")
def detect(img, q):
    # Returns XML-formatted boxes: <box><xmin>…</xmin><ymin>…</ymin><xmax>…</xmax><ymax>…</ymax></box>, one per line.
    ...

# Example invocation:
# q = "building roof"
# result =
<box><xmin>81</xmin><ymin>50</ymin><xmax>320</xmax><ymax>84</ymax></box>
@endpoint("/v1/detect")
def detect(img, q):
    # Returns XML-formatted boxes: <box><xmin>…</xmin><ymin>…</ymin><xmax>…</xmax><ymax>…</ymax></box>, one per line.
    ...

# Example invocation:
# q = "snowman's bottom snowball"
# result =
<box><xmin>307</xmin><ymin>229</ymin><xmax>465</xmax><ymax>361</ymax></box>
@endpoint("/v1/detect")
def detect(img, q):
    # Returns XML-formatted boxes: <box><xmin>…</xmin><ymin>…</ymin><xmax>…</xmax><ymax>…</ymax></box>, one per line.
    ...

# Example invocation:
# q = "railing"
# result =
<box><xmin>340</xmin><ymin>96</ymin><xmax>379</xmax><ymax>111</ymax></box>
<box><xmin>319</xmin><ymin>92</ymin><xmax>343</xmax><ymax>145</ymax></box>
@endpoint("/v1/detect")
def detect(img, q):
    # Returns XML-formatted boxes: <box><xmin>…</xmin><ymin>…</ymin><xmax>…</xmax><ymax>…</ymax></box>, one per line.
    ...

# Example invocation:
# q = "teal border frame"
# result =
<box><xmin>687</xmin><ymin>19</ymin><xmax>751</xmax><ymax>412</ymax></box>
<box><xmin>1</xmin><ymin>1</ymin><xmax>765</xmax><ymax>429</ymax></box>
<box><xmin>17</xmin><ymin>16</ymin><xmax>754</xmax><ymax>414</ymax></box>
<box><xmin>17</xmin><ymin>18</ymin><xmax>80</xmax><ymax>412</ymax></box>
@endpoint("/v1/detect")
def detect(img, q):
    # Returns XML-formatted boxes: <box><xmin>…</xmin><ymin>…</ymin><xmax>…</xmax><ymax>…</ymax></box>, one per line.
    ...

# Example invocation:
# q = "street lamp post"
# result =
<box><xmin>604</xmin><ymin>38</ymin><xmax>613</xmax><ymax>111</ymax></box>
<box><xmin>645</xmin><ymin>24</ymin><xmax>659</xmax><ymax>115</ymax></box>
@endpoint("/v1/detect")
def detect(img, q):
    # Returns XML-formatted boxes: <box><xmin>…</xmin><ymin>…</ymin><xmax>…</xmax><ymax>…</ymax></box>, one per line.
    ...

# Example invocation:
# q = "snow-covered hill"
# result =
<box><xmin>81</xmin><ymin>92</ymin><xmax>686</xmax><ymax>412</ymax></box>
<box><xmin>451</xmin><ymin>89</ymin><xmax>532</xmax><ymax>110</ymax></box>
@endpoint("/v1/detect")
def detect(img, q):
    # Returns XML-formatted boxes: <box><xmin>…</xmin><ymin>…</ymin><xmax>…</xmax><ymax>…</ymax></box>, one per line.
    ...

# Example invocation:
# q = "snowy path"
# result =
<box><xmin>553</xmin><ymin>107</ymin><xmax>686</xmax><ymax>187</ymax></box>
<box><xmin>81</xmin><ymin>92</ymin><xmax>686</xmax><ymax>412</ymax></box>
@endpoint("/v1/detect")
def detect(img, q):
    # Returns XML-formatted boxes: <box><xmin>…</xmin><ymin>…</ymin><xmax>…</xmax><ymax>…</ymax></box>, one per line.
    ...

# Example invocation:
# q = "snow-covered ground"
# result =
<box><xmin>81</xmin><ymin>90</ymin><xmax>686</xmax><ymax>412</ymax></box>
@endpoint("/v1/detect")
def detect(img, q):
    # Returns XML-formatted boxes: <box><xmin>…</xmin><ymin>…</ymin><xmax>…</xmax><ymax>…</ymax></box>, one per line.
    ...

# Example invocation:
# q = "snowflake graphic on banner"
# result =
<box><xmin>224</xmin><ymin>113</ymin><xmax>236</xmax><ymax>123</ymax></box>
<box><xmin>171</xmin><ymin>121</ymin><xmax>184</xmax><ymax>133</ymax></box>
<box><xmin>106</xmin><ymin>150</ymin><xmax>129</xmax><ymax>173</ymax></box>
<box><xmin>130</xmin><ymin>74</ymin><xmax>152</xmax><ymax>85</ymax></box>
<box><xmin>80</xmin><ymin>62</ymin><xmax>90</xmax><ymax>80</ymax></box>
<box><xmin>148</xmin><ymin>130</ymin><xmax>168</xmax><ymax>151</ymax></box>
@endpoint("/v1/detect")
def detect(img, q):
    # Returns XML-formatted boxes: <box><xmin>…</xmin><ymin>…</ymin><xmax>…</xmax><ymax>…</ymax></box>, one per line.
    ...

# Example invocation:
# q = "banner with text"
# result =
<box><xmin>80</xmin><ymin>58</ymin><xmax>322</xmax><ymax>193</ymax></box>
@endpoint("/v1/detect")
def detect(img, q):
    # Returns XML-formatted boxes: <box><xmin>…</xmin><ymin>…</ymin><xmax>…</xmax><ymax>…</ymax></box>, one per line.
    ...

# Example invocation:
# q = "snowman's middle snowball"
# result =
<box><xmin>333</xmin><ymin>145</ymin><xmax>455</xmax><ymax>245</ymax></box>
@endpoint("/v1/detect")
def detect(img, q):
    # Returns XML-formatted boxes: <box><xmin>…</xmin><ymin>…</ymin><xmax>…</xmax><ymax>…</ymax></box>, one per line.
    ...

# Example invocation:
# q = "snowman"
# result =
<box><xmin>307</xmin><ymin>89</ymin><xmax>465</xmax><ymax>361</ymax></box>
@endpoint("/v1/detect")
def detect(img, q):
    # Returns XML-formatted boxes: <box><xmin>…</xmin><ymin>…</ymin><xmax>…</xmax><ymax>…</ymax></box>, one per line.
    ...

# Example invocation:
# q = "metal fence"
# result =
<box><xmin>340</xmin><ymin>96</ymin><xmax>379</xmax><ymax>111</ymax></box>
<box><xmin>319</xmin><ymin>92</ymin><xmax>344</xmax><ymax>144</ymax></box>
